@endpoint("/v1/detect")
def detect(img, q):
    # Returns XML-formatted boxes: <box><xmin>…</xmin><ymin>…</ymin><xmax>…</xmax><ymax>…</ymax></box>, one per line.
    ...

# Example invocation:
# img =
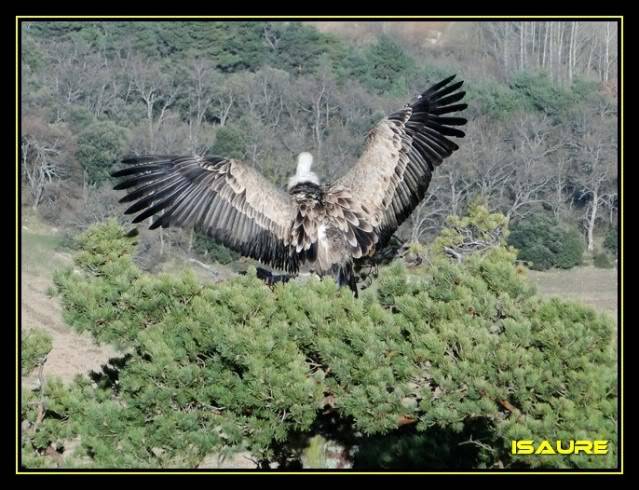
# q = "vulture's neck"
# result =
<box><xmin>288</xmin><ymin>181</ymin><xmax>323</xmax><ymax>199</ymax></box>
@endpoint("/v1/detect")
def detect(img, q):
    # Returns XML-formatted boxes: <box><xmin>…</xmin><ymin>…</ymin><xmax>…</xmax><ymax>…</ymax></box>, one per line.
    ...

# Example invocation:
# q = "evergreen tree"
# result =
<box><xmin>76</xmin><ymin>121</ymin><xmax>129</xmax><ymax>185</ymax></box>
<box><xmin>21</xmin><ymin>206</ymin><xmax>616</xmax><ymax>469</ymax></box>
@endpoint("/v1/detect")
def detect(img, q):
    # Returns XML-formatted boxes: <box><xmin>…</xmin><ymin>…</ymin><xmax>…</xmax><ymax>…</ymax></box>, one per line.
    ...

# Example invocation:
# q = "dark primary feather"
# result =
<box><xmin>335</xmin><ymin>75</ymin><xmax>468</xmax><ymax>249</ymax></box>
<box><xmin>380</xmin><ymin>77</ymin><xmax>467</xmax><ymax>243</ymax></box>
<box><xmin>110</xmin><ymin>155</ymin><xmax>299</xmax><ymax>272</ymax></box>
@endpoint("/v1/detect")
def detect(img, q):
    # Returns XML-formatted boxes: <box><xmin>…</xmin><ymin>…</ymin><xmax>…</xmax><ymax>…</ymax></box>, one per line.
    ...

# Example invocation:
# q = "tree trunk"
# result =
<box><xmin>145</xmin><ymin>95</ymin><xmax>155</xmax><ymax>153</ymax></box>
<box><xmin>83</xmin><ymin>169</ymin><xmax>88</xmax><ymax>202</ymax></box>
<box><xmin>586</xmin><ymin>35</ymin><xmax>595</xmax><ymax>75</ymax></box>
<box><xmin>604</xmin><ymin>22</ymin><xmax>611</xmax><ymax>82</ymax></box>
<box><xmin>542</xmin><ymin>22</ymin><xmax>549</xmax><ymax>67</ymax></box>
<box><xmin>556</xmin><ymin>23</ymin><xmax>564</xmax><ymax>84</ymax></box>
<box><xmin>531</xmin><ymin>22</ymin><xmax>536</xmax><ymax>68</ymax></box>
<box><xmin>503</xmin><ymin>22</ymin><xmax>509</xmax><ymax>72</ymax></box>
<box><xmin>548</xmin><ymin>22</ymin><xmax>554</xmax><ymax>76</ymax></box>
<box><xmin>32</xmin><ymin>184</ymin><xmax>43</xmax><ymax>211</ymax></box>
<box><xmin>586</xmin><ymin>191</ymin><xmax>599</xmax><ymax>253</ymax></box>
<box><xmin>568</xmin><ymin>22</ymin><xmax>576</xmax><ymax>82</ymax></box>
<box><xmin>520</xmin><ymin>21</ymin><xmax>525</xmax><ymax>71</ymax></box>
<box><xmin>450</xmin><ymin>180</ymin><xmax>458</xmax><ymax>216</ymax></box>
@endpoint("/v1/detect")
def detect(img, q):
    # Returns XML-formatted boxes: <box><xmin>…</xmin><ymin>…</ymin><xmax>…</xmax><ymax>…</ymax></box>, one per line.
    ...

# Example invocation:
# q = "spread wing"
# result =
<box><xmin>111</xmin><ymin>155</ymin><xmax>299</xmax><ymax>272</ymax></box>
<box><xmin>332</xmin><ymin>75</ymin><xmax>468</xmax><ymax>248</ymax></box>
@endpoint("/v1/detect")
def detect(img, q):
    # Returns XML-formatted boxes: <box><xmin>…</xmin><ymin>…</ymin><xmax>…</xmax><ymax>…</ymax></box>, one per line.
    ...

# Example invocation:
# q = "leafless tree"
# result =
<box><xmin>458</xmin><ymin>119</ymin><xmax>513</xmax><ymax>211</ymax></box>
<box><xmin>407</xmin><ymin>176</ymin><xmax>449</xmax><ymax>243</ymax></box>
<box><xmin>211</xmin><ymin>73</ymin><xmax>242</xmax><ymax>128</ymax></box>
<box><xmin>569</xmin><ymin>108</ymin><xmax>617</xmax><ymax>252</ymax></box>
<box><xmin>294</xmin><ymin>64</ymin><xmax>339</xmax><ymax>162</ymax></box>
<box><xmin>184</xmin><ymin>58</ymin><xmax>216</xmax><ymax>154</ymax></box>
<box><xmin>475</xmin><ymin>21</ymin><xmax>618</xmax><ymax>86</ymax></box>
<box><xmin>21</xmin><ymin>118</ymin><xmax>72</xmax><ymax>210</ymax></box>
<box><xmin>129</xmin><ymin>57</ymin><xmax>181</xmax><ymax>153</ymax></box>
<box><xmin>502</xmin><ymin>114</ymin><xmax>559</xmax><ymax>219</ymax></box>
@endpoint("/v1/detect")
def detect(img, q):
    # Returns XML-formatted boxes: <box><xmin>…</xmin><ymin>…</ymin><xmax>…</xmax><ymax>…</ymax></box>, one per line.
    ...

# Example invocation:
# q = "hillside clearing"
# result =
<box><xmin>21</xmin><ymin>214</ymin><xmax>119</xmax><ymax>384</ymax></box>
<box><xmin>526</xmin><ymin>265</ymin><xmax>618</xmax><ymax>318</ymax></box>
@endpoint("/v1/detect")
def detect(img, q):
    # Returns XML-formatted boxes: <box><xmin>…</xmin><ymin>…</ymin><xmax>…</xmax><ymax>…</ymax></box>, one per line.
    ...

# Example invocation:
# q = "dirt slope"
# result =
<box><xmin>21</xmin><ymin>217</ymin><xmax>119</xmax><ymax>384</ymax></box>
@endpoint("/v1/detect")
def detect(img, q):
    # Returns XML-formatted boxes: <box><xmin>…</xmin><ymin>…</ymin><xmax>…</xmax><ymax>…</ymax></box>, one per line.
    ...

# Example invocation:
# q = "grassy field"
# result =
<box><xmin>526</xmin><ymin>265</ymin><xmax>618</xmax><ymax>318</ymax></box>
<box><xmin>21</xmin><ymin>214</ymin><xmax>69</xmax><ymax>277</ymax></box>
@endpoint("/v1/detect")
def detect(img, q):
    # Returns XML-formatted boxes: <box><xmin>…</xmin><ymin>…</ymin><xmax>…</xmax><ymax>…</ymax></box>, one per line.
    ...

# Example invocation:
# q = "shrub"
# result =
<box><xmin>350</xmin><ymin>35</ymin><xmax>416</xmax><ymax>96</ymax></box>
<box><xmin>510</xmin><ymin>71</ymin><xmax>575</xmax><ymax>118</ymax></box>
<box><xmin>521</xmin><ymin>243</ymin><xmax>555</xmax><ymax>271</ymax></box>
<box><xmin>603</xmin><ymin>227</ymin><xmax>618</xmax><ymax>255</ymax></box>
<box><xmin>66</xmin><ymin>105</ymin><xmax>96</xmax><ymax>132</ymax></box>
<box><xmin>593</xmin><ymin>251</ymin><xmax>614</xmax><ymax>269</ymax></box>
<box><xmin>76</xmin><ymin>121</ymin><xmax>129</xmax><ymax>185</ymax></box>
<box><xmin>554</xmin><ymin>228</ymin><xmax>585</xmax><ymax>269</ymax></box>
<box><xmin>210</xmin><ymin>125</ymin><xmax>247</xmax><ymax>160</ymax></box>
<box><xmin>467</xmin><ymin>80</ymin><xmax>530</xmax><ymax>119</ymax></box>
<box><xmin>508</xmin><ymin>212</ymin><xmax>584</xmax><ymax>270</ymax></box>
<box><xmin>22</xmin><ymin>328</ymin><xmax>53</xmax><ymax>376</ymax></box>
<box><xmin>25</xmin><ymin>209</ymin><xmax>616</xmax><ymax>470</ymax></box>
<box><xmin>192</xmin><ymin>231</ymin><xmax>240</xmax><ymax>265</ymax></box>
<box><xmin>432</xmin><ymin>202</ymin><xmax>510</xmax><ymax>261</ymax></box>
<box><xmin>267</xmin><ymin>22</ymin><xmax>345</xmax><ymax>75</ymax></box>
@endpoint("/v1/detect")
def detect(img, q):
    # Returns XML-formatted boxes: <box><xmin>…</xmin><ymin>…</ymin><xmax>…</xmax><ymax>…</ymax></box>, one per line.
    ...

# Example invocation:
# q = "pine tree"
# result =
<box><xmin>23</xmin><ymin>207</ymin><xmax>617</xmax><ymax>469</ymax></box>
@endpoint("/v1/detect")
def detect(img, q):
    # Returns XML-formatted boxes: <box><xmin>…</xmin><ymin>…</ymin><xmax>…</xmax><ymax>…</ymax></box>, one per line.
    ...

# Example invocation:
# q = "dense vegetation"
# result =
<box><xmin>593</xmin><ymin>251</ymin><xmax>614</xmax><ymax>269</ymax></box>
<box><xmin>21</xmin><ymin>21</ymin><xmax>618</xmax><ymax>269</ymax></box>
<box><xmin>20</xmin><ymin>205</ymin><xmax>617</xmax><ymax>469</ymax></box>
<box><xmin>507</xmin><ymin>212</ymin><xmax>584</xmax><ymax>271</ymax></box>
<box><xmin>22</xmin><ymin>328</ymin><xmax>53</xmax><ymax>376</ymax></box>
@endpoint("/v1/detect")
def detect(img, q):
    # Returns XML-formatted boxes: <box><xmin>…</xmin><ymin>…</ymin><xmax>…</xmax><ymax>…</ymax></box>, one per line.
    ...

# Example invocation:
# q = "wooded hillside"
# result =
<box><xmin>21</xmin><ymin>20</ymin><xmax>619</xmax><ymax>267</ymax></box>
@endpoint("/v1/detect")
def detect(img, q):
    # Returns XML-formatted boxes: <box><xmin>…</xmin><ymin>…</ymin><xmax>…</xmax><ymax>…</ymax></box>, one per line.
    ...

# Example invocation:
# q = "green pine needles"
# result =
<box><xmin>21</xmin><ymin>205</ymin><xmax>617</xmax><ymax>469</ymax></box>
<box><xmin>22</xmin><ymin>328</ymin><xmax>53</xmax><ymax>376</ymax></box>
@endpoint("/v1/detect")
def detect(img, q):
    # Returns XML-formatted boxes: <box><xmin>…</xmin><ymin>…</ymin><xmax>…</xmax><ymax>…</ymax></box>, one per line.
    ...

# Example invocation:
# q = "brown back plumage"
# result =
<box><xmin>287</xmin><ymin>182</ymin><xmax>377</xmax><ymax>273</ymax></box>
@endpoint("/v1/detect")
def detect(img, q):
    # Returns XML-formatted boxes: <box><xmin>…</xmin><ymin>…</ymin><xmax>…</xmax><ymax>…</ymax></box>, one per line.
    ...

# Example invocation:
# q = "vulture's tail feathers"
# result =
<box><xmin>330</xmin><ymin>263</ymin><xmax>358</xmax><ymax>297</ymax></box>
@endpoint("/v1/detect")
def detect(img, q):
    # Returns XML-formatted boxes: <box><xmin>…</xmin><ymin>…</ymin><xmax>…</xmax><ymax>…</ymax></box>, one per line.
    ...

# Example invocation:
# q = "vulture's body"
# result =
<box><xmin>112</xmin><ymin>75</ymin><xmax>468</xmax><ymax>293</ymax></box>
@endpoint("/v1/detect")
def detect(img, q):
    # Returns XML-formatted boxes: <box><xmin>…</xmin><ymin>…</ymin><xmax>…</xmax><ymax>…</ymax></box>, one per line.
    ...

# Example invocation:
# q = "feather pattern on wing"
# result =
<box><xmin>111</xmin><ymin>155</ymin><xmax>300</xmax><ymax>272</ymax></box>
<box><xmin>333</xmin><ymin>75</ymin><xmax>468</xmax><ymax>248</ymax></box>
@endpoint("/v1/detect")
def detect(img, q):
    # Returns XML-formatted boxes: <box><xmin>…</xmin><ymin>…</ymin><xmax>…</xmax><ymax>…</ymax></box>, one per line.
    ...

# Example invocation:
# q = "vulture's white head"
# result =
<box><xmin>288</xmin><ymin>152</ymin><xmax>320</xmax><ymax>190</ymax></box>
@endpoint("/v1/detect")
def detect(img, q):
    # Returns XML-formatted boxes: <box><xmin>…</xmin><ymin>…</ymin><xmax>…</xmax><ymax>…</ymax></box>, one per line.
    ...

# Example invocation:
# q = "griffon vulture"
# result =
<box><xmin>111</xmin><ymin>75</ymin><xmax>468</xmax><ymax>293</ymax></box>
